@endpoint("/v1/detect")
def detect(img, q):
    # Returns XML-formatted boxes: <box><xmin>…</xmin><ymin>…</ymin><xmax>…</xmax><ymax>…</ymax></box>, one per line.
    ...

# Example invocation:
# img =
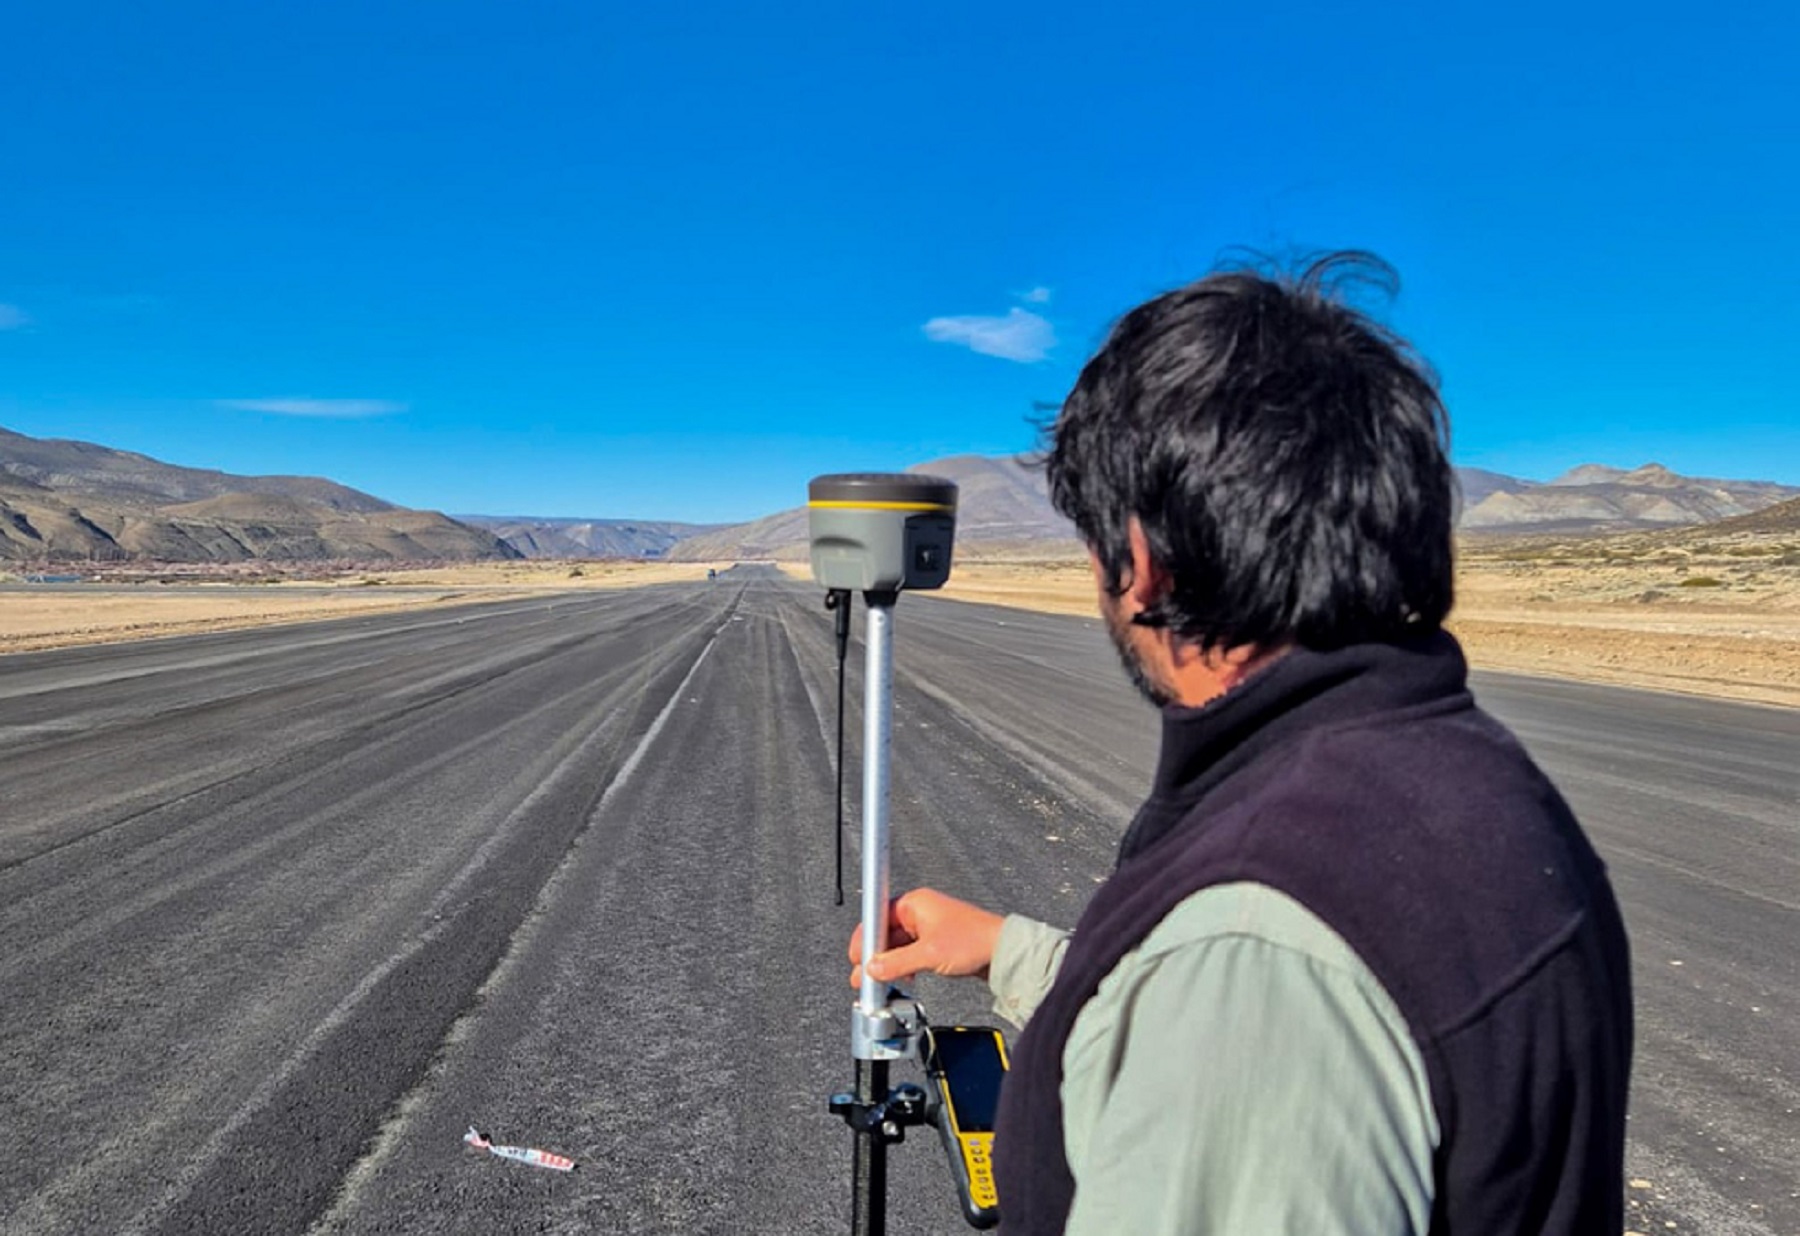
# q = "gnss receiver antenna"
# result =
<box><xmin>809</xmin><ymin>474</ymin><xmax>1010</xmax><ymax>1234</ymax></box>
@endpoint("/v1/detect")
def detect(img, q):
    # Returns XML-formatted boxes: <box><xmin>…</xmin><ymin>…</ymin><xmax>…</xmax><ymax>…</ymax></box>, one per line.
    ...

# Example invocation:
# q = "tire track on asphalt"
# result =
<box><xmin>306</xmin><ymin>597</ymin><xmax>738</xmax><ymax>1230</ymax></box>
<box><xmin>306</xmin><ymin>573</ymin><xmax>871</xmax><ymax>1235</ymax></box>
<box><xmin>0</xmin><ymin>590</ymin><xmax>738</xmax><ymax>1235</ymax></box>
<box><xmin>2</xmin><ymin>609</ymin><xmax>710</xmax><ymax>967</ymax></box>
<box><xmin>0</xmin><ymin>620</ymin><xmax>641</xmax><ymax>876</ymax></box>
<box><xmin>130</xmin><ymin>588</ymin><xmax>744</xmax><ymax>1236</ymax></box>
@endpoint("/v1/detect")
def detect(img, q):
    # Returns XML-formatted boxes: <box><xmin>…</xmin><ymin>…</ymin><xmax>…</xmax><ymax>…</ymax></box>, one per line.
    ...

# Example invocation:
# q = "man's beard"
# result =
<box><xmin>1103</xmin><ymin>597</ymin><xmax>1174</xmax><ymax>708</ymax></box>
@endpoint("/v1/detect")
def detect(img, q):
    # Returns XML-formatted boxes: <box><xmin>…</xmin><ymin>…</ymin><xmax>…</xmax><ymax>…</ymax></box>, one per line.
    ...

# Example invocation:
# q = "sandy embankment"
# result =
<box><xmin>0</xmin><ymin>562</ymin><xmax>727</xmax><ymax>655</ymax></box>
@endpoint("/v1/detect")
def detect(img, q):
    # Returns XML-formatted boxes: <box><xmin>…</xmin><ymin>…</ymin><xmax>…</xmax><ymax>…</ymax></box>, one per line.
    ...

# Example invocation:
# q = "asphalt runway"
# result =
<box><xmin>0</xmin><ymin>566</ymin><xmax>1793</xmax><ymax>1234</ymax></box>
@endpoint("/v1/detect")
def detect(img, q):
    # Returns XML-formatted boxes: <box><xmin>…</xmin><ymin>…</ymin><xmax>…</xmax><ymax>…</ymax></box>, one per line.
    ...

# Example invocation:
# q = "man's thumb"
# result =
<box><xmin>865</xmin><ymin>943</ymin><xmax>924</xmax><ymax>983</ymax></box>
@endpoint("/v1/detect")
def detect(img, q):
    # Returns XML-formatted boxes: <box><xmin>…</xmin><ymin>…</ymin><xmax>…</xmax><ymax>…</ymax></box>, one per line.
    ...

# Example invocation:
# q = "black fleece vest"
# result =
<box><xmin>991</xmin><ymin>633</ymin><xmax>1632</xmax><ymax>1234</ymax></box>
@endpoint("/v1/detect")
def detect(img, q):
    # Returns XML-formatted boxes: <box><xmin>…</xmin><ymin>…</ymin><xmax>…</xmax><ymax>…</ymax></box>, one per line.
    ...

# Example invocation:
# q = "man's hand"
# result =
<box><xmin>848</xmin><ymin>888</ymin><xmax>1005</xmax><ymax>987</ymax></box>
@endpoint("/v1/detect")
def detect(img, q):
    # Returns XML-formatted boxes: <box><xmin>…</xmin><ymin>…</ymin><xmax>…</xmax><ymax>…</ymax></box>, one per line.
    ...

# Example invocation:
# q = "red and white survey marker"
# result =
<box><xmin>463</xmin><ymin>1125</ymin><xmax>578</xmax><ymax>1173</ymax></box>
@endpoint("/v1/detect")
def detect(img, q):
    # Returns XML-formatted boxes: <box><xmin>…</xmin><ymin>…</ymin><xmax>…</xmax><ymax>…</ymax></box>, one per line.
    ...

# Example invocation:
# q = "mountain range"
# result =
<box><xmin>4</xmin><ymin>425</ymin><xmax>1797</xmax><ymax>566</ymax></box>
<box><xmin>667</xmin><ymin>454</ymin><xmax>1084</xmax><ymax>562</ymax></box>
<box><xmin>671</xmin><ymin>456</ymin><xmax>1800</xmax><ymax>561</ymax></box>
<box><xmin>1455</xmin><ymin>462</ymin><xmax>1799</xmax><ymax>532</ymax></box>
<box><xmin>453</xmin><ymin>515</ymin><xmax>722</xmax><ymax>560</ymax></box>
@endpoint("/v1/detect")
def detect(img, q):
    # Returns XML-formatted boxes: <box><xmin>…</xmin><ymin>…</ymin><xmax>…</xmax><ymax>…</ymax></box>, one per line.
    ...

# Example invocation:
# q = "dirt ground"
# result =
<box><xmin>6</xmin><ymin>550</ymin><xmax>1796</xmax><ymax>708</ymax></box>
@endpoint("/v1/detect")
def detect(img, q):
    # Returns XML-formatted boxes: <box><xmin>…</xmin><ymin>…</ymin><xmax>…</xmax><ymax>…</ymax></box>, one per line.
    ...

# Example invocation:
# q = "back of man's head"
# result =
<box><xmin>1046</xmin><ymin>250</ymin><xmax>1454</xmax><ymax>653</ymax></box>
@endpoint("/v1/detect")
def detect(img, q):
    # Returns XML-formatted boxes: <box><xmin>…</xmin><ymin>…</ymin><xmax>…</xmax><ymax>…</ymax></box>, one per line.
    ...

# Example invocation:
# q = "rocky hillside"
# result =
<box><xmin>0</xmin><ymin>427</ymin><xmax>517</xmax><ymax>564</ymax></box>
<box><xmin>0</xmin><ymin>426</ymin><xmax>392</xmax><ymax>513</ymax></box>
<box><xmin>1697</xmin><ymin>496</ymin><xmax>1800</xmax><ymax>536</ymax></box>
<box><xmin>456</xmin><ymin>515</ymin><xmax>720</xmax><ymax>559</ymax></box>
<box><xmin>665</xmin><ymin>506</ymin><xmax>810</xmax><ymax>562</ymax></box>
<box><xmin>1617</xmin><ymin>494</ymin><xmax>1800</xmax><ymax>548</ymax></box>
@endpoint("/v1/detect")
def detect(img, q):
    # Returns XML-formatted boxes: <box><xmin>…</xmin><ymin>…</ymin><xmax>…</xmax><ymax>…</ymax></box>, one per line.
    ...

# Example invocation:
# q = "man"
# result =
<box><xmin>849</xmin><ymin>253</ymin><xmax>1633</xmax><ymax>1233</ymax></box>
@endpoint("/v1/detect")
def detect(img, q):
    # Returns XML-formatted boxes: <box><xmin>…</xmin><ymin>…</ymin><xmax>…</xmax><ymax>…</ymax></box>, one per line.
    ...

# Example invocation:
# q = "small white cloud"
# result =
<box><xmin>218</xmin><ymin>397</ymin><xmax>407</xmax><ymax>419</ymax></box>
<box><xmin>1017</xmin><ymin>286</ymin><xmax>1052</xmax><ymax>304</ymax></box>
<box><xmin>0</xmin><ymin>304</ymin><xmax>31</xmax><ymax>330</ymax></box>
<box><xmin>923</xmin><ymin>307</ymin><xmax>1056</xmax><ymax>363</ymax></box>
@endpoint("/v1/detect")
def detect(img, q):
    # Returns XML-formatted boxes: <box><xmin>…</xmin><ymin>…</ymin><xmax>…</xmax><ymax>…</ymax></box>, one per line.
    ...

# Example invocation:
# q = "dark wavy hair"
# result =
<box><xmin>1045</xmin><ymin>251</ymin><xmax>1454</xmax><ymax>652</ymax></box>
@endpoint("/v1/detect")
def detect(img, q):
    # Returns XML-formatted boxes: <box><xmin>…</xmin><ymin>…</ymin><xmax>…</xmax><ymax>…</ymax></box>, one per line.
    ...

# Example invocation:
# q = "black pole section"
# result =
<box><xmin>827</xmin><ymin>589</ymin><xmax>851</xmax><ymax>906</ymax></box>
<box><xmin>852</xmin><ymin>1058</ymin><xmax>890</xmax><ymax>1236</ymax></box>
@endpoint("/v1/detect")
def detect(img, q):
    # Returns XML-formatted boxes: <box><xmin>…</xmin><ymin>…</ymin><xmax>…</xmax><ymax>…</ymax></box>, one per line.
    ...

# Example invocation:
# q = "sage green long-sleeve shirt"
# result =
<box><xmin>987</xmin><ymin>881</ymin><xmax>1440</xmax><ymax>1235</ymax></box>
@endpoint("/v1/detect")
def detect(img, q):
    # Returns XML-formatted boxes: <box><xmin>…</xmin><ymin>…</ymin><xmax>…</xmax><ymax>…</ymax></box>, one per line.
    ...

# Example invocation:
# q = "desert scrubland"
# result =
<box><xmin>5</xmin><ymin>537</ymin><xmax>1796</xmax><ymax>707</ymax></box>
<box><xmin>934</xmin><ymin>530</ymin><xmax>1800</xmax><ymax>708</ymax></box>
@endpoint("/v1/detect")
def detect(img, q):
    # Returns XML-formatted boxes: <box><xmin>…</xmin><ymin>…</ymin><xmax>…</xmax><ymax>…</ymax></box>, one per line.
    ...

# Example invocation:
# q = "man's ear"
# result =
<box><xmin>1124</xmin><ymin>517</ymin><xmax>1170</xmax><ymax>616</ymax></box>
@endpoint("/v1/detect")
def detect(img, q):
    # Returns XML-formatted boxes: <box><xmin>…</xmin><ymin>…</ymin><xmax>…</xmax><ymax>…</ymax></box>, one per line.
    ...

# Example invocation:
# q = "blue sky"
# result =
<box><xmin>2</xmin><ymin>1</ymin><xmax>1795</xmax><ymax>522</ymax></box>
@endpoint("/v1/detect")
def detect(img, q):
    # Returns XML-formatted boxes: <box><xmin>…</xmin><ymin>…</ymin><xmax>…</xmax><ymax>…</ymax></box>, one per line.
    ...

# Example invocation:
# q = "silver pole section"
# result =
<box><xmin>855</xmin><ymin>596</ymin><xmax>895</xmax><ymax>1037</ymax></box>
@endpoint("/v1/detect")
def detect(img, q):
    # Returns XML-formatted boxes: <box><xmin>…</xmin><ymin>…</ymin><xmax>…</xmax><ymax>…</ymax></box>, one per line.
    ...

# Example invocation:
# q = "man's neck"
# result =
<box><xmin>1163</xmin><ymin>642</ymin><xmax>1291</xmax><ymax>710</ymax></box>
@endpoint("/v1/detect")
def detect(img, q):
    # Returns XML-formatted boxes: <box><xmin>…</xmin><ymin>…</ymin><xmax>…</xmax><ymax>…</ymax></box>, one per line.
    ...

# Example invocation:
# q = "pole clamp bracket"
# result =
<box><xmin>829</xmin><ymin>1083</ymin><xmax>929</xmax><ymax>1145</ymax></box>
<box><xmin>852</xmin><ymin>993</ymin><xmax>924</xmax><ymax>1061</ymax></box>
